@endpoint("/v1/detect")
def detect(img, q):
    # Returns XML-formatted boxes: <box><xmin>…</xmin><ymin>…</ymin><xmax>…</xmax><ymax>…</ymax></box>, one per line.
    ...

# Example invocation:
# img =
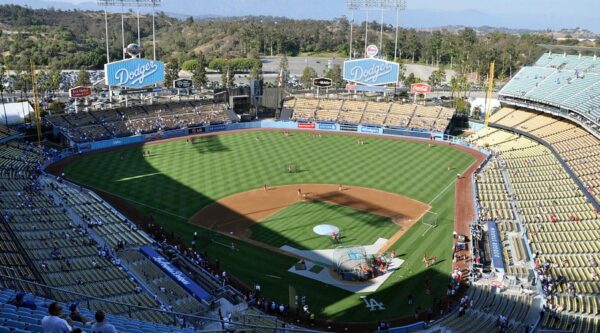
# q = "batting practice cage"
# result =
<box><xmin>333</xmin><ymin>246</ymin><xmax>369</xmax><ymax>281</ymax></box>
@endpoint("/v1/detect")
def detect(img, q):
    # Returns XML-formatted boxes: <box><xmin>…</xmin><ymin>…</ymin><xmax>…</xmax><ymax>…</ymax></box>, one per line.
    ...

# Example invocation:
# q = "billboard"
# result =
<box><xmin>343</xmin><ymin>58</ymin><xmax>399</xmax><ymax>86</ymax></box>
<box><xmin>105</xmin><ymin>58</ymin><xmax>165</xmax><ymax>88</ymax></box>
<box><xmin>69</xmin><ymin>86</ymin><xmax>92</xmax><ymax>98</ymax></box>
<box><xmin>410</xmin><ymin>83</ymin><xmax>432</xmax><ymax>94</ymax></box>
<box><xmin>313</xmin><ymin>78</ymin><xmax>332</xmax><ymax>88</ymax></box>
<box><xmin>174</xmin><ymin>79</ymin><xmax>193</xmax><ymax>89</ymax></box>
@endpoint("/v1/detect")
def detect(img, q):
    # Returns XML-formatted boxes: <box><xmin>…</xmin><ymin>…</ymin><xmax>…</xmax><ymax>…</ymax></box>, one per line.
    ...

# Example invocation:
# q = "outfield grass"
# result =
<box><xmin>64</xmin><ymin>130</ymin><xmax>475</xmax><ymax>322</ymax></box>
<box><xmin>251</xmin><ymin>201</ymin><xmax>399</xmax><ymax>250</ymax></box>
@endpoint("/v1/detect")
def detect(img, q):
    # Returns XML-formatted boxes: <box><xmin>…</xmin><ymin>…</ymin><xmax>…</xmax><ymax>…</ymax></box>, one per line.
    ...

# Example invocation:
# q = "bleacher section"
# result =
<box><xmin>499</xmin><ymin>53</ymin><xmax>600</xmax><ymax>123</ymax></box>
<box><xmin>468</xmin><ymin>126</ymin><xmax>600</xmax><ymax>333</ymax></box>
<box><xmin>287</xmin><ymin>97</ymin><xmax>455</xmax><ymax>132</ymax></box>
<box><xmin>46</xmin><ymin>102</ymin><xmax>230</xmax><ymax>143</ymax></box>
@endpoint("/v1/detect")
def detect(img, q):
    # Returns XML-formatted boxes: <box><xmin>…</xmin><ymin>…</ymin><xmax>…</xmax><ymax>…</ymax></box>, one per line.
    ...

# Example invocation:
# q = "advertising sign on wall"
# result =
<box><xmin>318</xmin><ymin>123</ymin><xmax>336</xmax><ymax>130</ymax></box>
<box><xmin>297</xmin><ymin>122</ymin><xmax>316</xmax><ymax>129</ymax></box>
<box><xmin>69</xmin><ymin>86</ymin><xmax>92</xmax><ymax>98</ymax></box>
<box><xmin>343</xmin><ymin>58</ymin><xmax>399</xmax><ymax>86</ymax></box>
<box><xmin>105</xmin><ymin>58</ymin><xmax>165</xmax><ymax>88</ymax></box>
<box><xmin>410</xmin><ymin>83</ymin><xmax>432</xmax><ymax>94</ymax></box>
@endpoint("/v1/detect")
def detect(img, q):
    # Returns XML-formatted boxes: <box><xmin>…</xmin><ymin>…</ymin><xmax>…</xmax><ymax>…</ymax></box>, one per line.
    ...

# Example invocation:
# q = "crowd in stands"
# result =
<box><xmin>284</xmin><ymin>97</ymin><xmax>455</xmax><ymax>133</ymax></box>
<box><xmin>46</xmin><ymin>102</ymin><xmax>230</xmax><ymax>143</ymax></box>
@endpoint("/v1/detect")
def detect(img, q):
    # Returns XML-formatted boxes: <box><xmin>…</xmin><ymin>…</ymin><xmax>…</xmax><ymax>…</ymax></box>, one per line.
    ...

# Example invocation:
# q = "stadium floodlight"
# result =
<box><xmin>97</xmin><ymin>0</ymin><xmax>161</xmax><ymax>7</ymax></box>
<box><xmin>346</xmin><ymin>0</ymin><xmax>407</xmax><ymax>10</ymax></box>
<box><xmin>97</xmin><ymin>0</ymin><xmax>162</xmax><ymax>103</ymax></box>
<box><xmin>346</xmin><ymin>0</ymin><xmax>407</xmax><ymax>60</ymax></box>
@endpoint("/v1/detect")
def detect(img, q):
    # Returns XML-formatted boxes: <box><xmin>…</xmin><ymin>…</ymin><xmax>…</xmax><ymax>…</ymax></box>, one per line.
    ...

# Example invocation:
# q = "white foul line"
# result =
<box><xmin>428</xmin><ymin>178</ymin><xmax>456</xmax><ymax>205</ymax></box>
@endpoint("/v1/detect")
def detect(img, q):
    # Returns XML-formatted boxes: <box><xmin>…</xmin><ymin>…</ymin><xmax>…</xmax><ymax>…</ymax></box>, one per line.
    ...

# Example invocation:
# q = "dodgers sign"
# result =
<box><xmin>105</xmin><ymin>58</ymin><xmax>165</xmax><ymax>88</ymax></box>
<box><xmin>343</xmin><ymin>58</ymin><xmax>399</xmax><ymax>86</ymax></box>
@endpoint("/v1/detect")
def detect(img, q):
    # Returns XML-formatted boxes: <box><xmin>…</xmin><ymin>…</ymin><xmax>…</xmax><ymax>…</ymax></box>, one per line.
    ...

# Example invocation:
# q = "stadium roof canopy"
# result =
<box><xmin>538</xmin><ymin>44</ymin><xmax>600</xmax><ymax>55</ymax></box>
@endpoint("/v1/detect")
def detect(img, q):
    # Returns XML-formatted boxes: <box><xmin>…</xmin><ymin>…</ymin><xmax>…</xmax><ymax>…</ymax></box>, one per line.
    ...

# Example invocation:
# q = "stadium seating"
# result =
<box><xmin>0</xmin><ymin>288</ymin><xmax>197</xmax><ymax>333</ymax></box>
<box><xmin>287</xmin><ymin>97</ymin><xmax>455</xmax><ymax>133</ymax></box>
<box><xmin>500</xmin><ymin>53</ymin><xmax>600</xmax><ymax>122</ymax></box>
<box><xmin>0</xmin><ymin>140</ymin><xmax>219</xmax><ymax>325</ymax></box>
<box><xmin>46</xmin><ymin>102</ymin><xmax>230</xmax><ymax>143</ymax></box>
<box><xmin>0</xmin><ymin>125</ymin><xmax>19</xmax><ymax>139</ymax></box>
<box><xmin>436</xmin><ymin>285</ymin><xmax>533</xmax><ymax>333</ymax></box>
<box><xmin>468</xmin><ymin>126</ymin><xmax>600</xmax><ymax>332</ymax></box>
<box><xmin>488</xmin><ymin>107</ymin><xmax>600</xmax><ymax>203</ymax></box>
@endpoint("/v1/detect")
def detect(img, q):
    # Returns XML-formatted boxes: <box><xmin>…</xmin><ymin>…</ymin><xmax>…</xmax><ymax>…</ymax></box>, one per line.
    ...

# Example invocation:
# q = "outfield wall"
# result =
<box><xmin>75</xmin><ymin>120</ymin><xmax>474</xmax><ymax>153</ymax></box>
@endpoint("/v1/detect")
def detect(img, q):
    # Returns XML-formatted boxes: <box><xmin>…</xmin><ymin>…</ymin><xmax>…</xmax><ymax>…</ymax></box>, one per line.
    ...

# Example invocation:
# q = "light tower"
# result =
<box><xmin>96</xmin><ymin>0</ymin><xmax>162</xmax><ymax>103</ymax></box>
<box><xmin>346</xmin><ymin>0</ymin><xmax>407</xmax><ymax>60</ymax></box>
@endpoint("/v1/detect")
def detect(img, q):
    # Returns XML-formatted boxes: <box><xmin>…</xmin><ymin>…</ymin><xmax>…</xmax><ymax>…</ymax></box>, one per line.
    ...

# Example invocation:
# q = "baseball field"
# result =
<box><xmin>61</xmin><ymin>130</ymin><xmax>477</xmax><ymax>323</ymax></box>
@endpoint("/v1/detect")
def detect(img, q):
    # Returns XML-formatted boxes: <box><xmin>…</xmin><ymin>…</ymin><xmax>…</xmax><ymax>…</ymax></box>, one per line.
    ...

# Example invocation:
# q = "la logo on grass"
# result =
<box><xmin>360</xmin><ymin>296</ymin><xmax>385</xmax><ymax>311</ymax></box>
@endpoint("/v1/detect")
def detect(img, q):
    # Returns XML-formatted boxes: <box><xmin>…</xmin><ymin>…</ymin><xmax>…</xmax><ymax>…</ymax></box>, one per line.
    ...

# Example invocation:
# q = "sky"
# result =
<box><xmin>5</xmin><ymin>0</ymin><xmax>600</xmax><ymax>32</ymax></box>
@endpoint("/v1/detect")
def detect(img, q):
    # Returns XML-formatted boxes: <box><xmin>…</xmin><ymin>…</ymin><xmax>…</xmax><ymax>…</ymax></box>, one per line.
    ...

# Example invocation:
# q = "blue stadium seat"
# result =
<box><xmin>28</xmin><ymin>324</ymin><xmax>44</xmax><ymax>333</ymax></box>
<box><xmin>20</xmin><ymin>316</ymin><xmax>39</xmax><ymax>325</ymax></box>
<box><xmin>0</xmin><ymin>327</ymin><xmax>10</xmax><ymax>333</ymax></box>
<box><xmin>4</xmin><ymin>319</ymin><xmax>26</xmax><ymax>329</ymax></box>
<box><xmin>0</xmin><ymin>313</ymin><xmax>18</xmax><ymax>321</ymax></box>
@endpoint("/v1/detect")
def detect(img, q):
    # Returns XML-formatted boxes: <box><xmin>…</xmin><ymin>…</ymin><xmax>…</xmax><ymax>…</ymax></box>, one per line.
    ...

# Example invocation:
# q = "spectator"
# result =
<box><xmin>91</xmin><ymin>310</ymin><xmax>117</xmax><ymax>333</ymax></box>
<box><xmin>41</xmin><ymin>302</ymin><xmax>72</xmax><ymax>333</ymax></box>
<box><xmin>69</xmin><ymin>302</ymin><xmax>89</xmax><ymax>324</ymax></box>
<box><xmin>9</xmin><ymin>292</ymin><xmax>37</xmax><ymax>310</ymax></box>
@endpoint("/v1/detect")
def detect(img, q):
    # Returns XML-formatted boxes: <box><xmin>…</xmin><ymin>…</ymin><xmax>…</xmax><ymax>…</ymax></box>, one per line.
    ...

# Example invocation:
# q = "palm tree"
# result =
<box><xmin>0</xmin><ymin>66</ymin><xmax>7</xmax><ymax>126</ymax></box>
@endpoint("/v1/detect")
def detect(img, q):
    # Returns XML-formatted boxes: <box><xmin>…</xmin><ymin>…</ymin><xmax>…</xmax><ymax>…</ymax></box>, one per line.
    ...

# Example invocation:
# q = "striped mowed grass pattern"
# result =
<box><xmin>64</xmin><ymin>130</ymin><xmax>475</xmax><ymax>322</ymax></box>
<box><xmin>250</xmin><ymin>201</ymin><xmax>399</xmax><ymax>250</ymax></box>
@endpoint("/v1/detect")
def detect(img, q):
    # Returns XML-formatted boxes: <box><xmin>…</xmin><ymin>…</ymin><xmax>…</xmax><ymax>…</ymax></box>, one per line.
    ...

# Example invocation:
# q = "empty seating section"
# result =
<box><xmin>469</xmin><ymin>127</ymin><xmax>600</xmax><ymax>327</ymax></box>
<box><xmin>287</xmin><ymin>97</ymin><xmax>455</xmax><ymax>132</ymax></box>
<box><xmin>494</xmin><ymin>109</ymin><xmax>538</xmax><ymax>127</ymax></box>
<box><xmin>490</xmin><ymin>108</ymin><xmax>600</xmax><ymax>203</ymax></box>
<box><xmin>500</xmin><ymin>53</ymin><xmax>600</xmax><ymax>121</ymax></box>
<box><xmin>0</xmin><ymin>140</ymin><xmax>211</xmax><ymax>325</ymax></box>
<box><xmin>338</xmin><ymin>100</ymin><xmax>366</xmax><ymax>124</ymax></box>
<box><xmin>437</xmin><ymin>286</ymin><xmax>532</xmax><ymax>333</ymax></box>
<box><xmin>0</xmin><ymin>289</ymin><xmax>195</xmax><ymax>333</ymax></box>
<box><xmin>361</xmin><ymin>102</ymin><xmax>391</xmax><ymax>126</ymax></box>
<box><xmin>47</xmin><ymin>180</ymin><xmax>152</xmax><ymax>248</ymax></box>
<box><xmin>291</xmin><ymin>98</ymin><xmax>318</xmax><ymax>121</ymax></box>
<box><xmin>46</xmin><ymin>102</ymin><xmax>230</xmax><ymax>143</ymax></box>
<box><xmin>385</xmin><ymin>104</ymin><xmax>416</xmax><ymax>128</ymax></box>
<box><xmin>314</xmin><ymin>99</ymin><xmax>342</xmax><ymax>122</ymax></box>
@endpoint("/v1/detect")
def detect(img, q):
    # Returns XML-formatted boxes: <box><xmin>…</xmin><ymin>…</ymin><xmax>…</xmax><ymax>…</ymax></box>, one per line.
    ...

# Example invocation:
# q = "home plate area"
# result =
<box><xmin>281</xmin><ymin>238</ymin><xmax>404</xmax><ymax>293</ymax></box>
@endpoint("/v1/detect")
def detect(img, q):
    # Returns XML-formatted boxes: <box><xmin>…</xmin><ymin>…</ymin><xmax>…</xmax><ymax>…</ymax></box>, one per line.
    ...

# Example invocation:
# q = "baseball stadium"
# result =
<box><xmin>0</xmin><ymin>1</ymin><xmax>599</xmax><ymax>333</ymax></box>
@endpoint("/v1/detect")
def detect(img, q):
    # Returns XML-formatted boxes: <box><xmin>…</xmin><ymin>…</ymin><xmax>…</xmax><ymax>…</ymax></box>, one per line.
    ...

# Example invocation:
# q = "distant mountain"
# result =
<box><xmin>1</xmin><ymin>0</ymin><xmax>599</xmax><ymax>33</ymax></box>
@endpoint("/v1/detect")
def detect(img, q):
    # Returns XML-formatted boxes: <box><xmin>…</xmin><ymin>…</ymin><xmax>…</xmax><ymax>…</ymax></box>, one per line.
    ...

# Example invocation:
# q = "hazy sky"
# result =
<box><xmin>19</xmin><ymin>0</ymin><xmax>600</xmax><ymax>32</ymax></box>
